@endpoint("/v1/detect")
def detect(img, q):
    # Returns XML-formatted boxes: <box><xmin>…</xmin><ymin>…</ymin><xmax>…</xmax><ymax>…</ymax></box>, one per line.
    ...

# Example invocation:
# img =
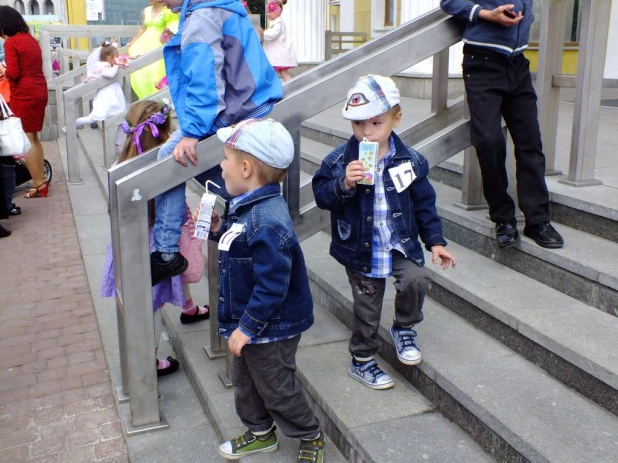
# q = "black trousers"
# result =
<box><xmin>462</xmin><ymin>46</ymin><xmax>550</xmax><ymax>225</ymax></box>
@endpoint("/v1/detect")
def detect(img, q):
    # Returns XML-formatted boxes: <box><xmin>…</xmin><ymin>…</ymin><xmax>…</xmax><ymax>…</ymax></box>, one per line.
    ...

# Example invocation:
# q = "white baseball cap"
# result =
<box><xmin>342</xmin><ymin>75</ymin><xmax>401</xmax><ymax>120</ymax></box>
<box><xmin>216</xmin><ymin>118</ymin><xmax>294</xmax><ymax>169</ymax></box>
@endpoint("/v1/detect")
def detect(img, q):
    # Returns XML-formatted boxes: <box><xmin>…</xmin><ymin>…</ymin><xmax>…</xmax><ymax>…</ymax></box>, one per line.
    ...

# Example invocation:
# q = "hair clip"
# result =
<box><xmin>120</xmin><ymin>101</ymin><xmax>172</xmax><ymax>154</ymax></box>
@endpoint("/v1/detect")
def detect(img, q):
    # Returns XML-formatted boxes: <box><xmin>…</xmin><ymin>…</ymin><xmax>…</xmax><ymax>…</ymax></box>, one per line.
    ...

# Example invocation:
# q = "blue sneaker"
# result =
<box><xmin>348</xmin><ymin>359</ymin><xmax>394</xmax><ymax>390</ymax></box>
<box><xmin>390</xmin><ymin>325</ymin><xmax>421</xmax><ymax>365</ymax></box>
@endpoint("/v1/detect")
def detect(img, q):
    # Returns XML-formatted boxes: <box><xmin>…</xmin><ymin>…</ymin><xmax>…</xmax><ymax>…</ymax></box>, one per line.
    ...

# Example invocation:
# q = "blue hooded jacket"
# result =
<box><xmin>164</xmin><ymin>0</ymin><xmax>283</xmax><ymax>139</ymax></box>
<box><xmin>440</xmin><ymin>0</ymin><xmax>535</xmax><ymax>57</ymax></box>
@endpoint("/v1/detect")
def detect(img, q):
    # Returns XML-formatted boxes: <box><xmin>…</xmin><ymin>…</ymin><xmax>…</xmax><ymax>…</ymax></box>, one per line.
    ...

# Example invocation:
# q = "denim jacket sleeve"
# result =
<box><xmin>239</xmin><ymin>225</ymin><xmax>292</xmax><ymax>336</ymax></box>
<box><xmin>312</xmin><ymin>147</ymin><xmax>356</xmax><ymax>211</ymax></box>
<box><xmin>408</xmin><ymin>152</ymin><xmax>447</xmax><ymax>250</ymax></box>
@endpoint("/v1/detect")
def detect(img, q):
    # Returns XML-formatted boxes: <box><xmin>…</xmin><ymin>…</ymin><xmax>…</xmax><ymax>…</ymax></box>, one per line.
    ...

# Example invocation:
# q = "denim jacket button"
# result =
<box><xmin>365</xmin><ymin>189</ymin><xmax>371</xmax><ymax>194</ymax></box>
<box><xmin>367</xmin><ymin>216</ymin><xmax>372</xmax><ymax>222</ymax></box>
<box><xmin>364</xmin><ymin>242</ymin><xmax>369</xmax><ymax>248</ymax></box>
<box><xmin>219</xmin><ymin>296</ymin><xmax>224</xmax><ymax>302</ymax></box>
<box><xmin>362</xmin><ymin>267</ymin><xmax>368</xmax><ymax>272</ymax></box>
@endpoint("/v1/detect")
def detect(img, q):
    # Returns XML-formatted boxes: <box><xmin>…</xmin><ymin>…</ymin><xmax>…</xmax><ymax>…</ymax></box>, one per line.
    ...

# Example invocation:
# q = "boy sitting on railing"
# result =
<box><xmin>150</xmin><ymin>0</ymin><xmax>282</xmax><ymax>286</ymax></box>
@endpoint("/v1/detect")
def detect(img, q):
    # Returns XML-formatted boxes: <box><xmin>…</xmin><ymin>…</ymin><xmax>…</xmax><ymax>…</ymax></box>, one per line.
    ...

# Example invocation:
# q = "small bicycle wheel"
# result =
<box><xmin>44</xmin><ymin>159</ymin><xmax>53</xmax><ymax>183</ymax></box>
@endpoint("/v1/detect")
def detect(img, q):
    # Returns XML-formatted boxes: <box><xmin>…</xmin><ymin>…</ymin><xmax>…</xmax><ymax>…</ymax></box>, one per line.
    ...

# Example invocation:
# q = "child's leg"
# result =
<box><xmin>345</xmin><ymin>269</ymin><xmax>395</xmax><ymax>389</ymax></box>
<box><xmin>279</xmin><ymin>69</ymin><xmax>293</xmax><ymax>81</ymax></box>
<box><xmin>179</xmin><ymin>283</ymin><xmax>209</xmax><ymax>324</ymax></box>
<box><xmin>391</xmin><ymin>253</ymin><xmax>431</xmax><ymax>327</ymax></box>
<box><xmin>76</xmin><ymin>115</ymin><xmax>96</xmax><ymax>128</ymax></box>
<box><xmin>153</xmin><ymin>307</ymin><xmax>179</xmax><ymax>376</ymax></box>
<box><xmin>345</xmin><ymin>270</ymin><xmax>386</xmax><ymax>362</ymax></box>
<box><xmin>153</xmin><ymin>128</ymin><xmax>187</xmax><ymax>255</ymax></box>
<box><xmin>235</xmin><ymin>338</ymin><xmax>320</xmax><ymax>439</ymax></box>
<box><xmin>389</xmin><ymin>252</ymin><xmax>431</xmax><ymax>366</ymax></box>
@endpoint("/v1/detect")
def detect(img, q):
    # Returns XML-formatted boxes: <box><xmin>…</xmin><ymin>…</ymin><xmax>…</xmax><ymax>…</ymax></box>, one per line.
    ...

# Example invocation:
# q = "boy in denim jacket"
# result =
<box><xmin>312</xmin><ymin>75</ymin><xmax>456</xmax><ymax>390</ymax></box>
<box><xmin>210</xmin><ymin>119</ymin><xmax>324</xmax><ymax>462</ymax></box>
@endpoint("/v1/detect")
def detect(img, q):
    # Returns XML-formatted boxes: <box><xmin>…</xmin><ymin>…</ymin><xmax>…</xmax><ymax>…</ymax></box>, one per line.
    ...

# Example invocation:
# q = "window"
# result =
<box><xmin>45</xmin><ymin>0</ymin><xmax>54</xmax><ymax>15</ymax></box>
<box><xmin>384</xmin><ymin>0</ymin><xmax>394</xmax><ymax>26</ymax></box>
<box><xmin>14</xmin><ymin>0</ymin><xmax>25</xmax><ymax>14</ymax></box>
<box><xmin>529</xmin><ymin>0</ymin><xmax>583</xmax><ymax>44</ymax></box>
<box><xmin>29</xmin><ymin>0</ymin><xmax>40</xmax><ymax>15</ymax></box>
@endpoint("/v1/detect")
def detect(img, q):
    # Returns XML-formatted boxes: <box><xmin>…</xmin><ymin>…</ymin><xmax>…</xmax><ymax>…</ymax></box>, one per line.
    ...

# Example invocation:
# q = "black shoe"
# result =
<box><xmin>156</xmin><ymin>357</ymin><xmax>180</xmax><ymax>377</ymax></box>
<box><xmin>496</xmin><ymin>220</ymin><xmax>520</xmax><ymax>248</ymax></box>
<box><xmin>150</xmin><ymin>251</ymin><xmax>188</xmax><ymax>286</ymax></box>
<box><xmin>9</xmin><ymin>203</ymin><xmax>21</xmax><ymax>216</ymax></box>
<box><xmin>180</xmin><ymin>305</ymin><xmax>210</xmax><ymax>324</ymax></box>
<box><xmin>523</xmin><ymin>221</ymin><xmax>564</xmax><ymax>249</ymax></box>
<box><xmin>0</xmin><ymin>224</ymin><xmax>10</xmax><ymax>238</ymax></box>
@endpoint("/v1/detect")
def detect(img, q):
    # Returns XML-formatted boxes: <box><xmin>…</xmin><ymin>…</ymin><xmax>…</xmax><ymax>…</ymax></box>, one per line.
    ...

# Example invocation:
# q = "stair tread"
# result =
<box><xmin>423</xmin><ymin>238</ymin><xmax>618</xmax><ymax>390</ymax></box>
<box><xmin>433</xmin><ymin>181</ymin><xmax>618</xmax><ymax>291</ymax></box>
<box><xmin>302</xmin><ymin>231</ymin><xmax>618</xmax><ymax>463</ymax></box>
<box><xmin>163</xmin><ymin>301</ymin><xmax>490</xmax><ymax>463</ymax></box>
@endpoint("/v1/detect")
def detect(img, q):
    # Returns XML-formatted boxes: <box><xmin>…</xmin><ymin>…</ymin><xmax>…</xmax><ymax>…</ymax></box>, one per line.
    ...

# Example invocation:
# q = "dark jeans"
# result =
<box><xmin>462</xmin><ymin>46</ymin><xmax>550</xmax><ymax>225</ymax></box>
<box><xmin>345</xmin><ymin>252</ymin><xmax>431</xmax><ymax>361</ymax></box>
<box><xmin>232</xmin><ymin>336</ymin><xmax>320</xmax><ymax>440</ymax></box>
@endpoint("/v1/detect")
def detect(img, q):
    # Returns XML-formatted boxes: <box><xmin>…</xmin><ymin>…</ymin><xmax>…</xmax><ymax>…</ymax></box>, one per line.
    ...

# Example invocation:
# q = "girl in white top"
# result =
<box><xmin>260</xmin><ymin>0</ymin><xmax>297</xmax><ymax>81</ymax></box>
<box><xmin>63</xmin><ymin>42</ymin><xmax>127</xmax><ymax>147</ymax></box>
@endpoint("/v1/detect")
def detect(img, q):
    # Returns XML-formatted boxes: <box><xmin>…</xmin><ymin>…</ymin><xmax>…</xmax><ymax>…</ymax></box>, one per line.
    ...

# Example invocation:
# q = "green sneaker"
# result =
<box><xmin>297</xmin><ymin>432</ymin><xmax>325</xmax><ymax>463</ymax></box>
<box><xmin>218</xmin><ymin>427</ymin><xmax>279</xmax><ymax>460</ymax></box>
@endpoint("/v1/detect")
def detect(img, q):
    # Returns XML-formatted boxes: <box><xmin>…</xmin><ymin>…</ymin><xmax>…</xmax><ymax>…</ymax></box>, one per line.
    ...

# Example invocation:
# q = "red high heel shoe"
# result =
<box><xmin>24</xmin><ymin>182</ymin><xmax>49</xmax><ymax>198</ymax></box>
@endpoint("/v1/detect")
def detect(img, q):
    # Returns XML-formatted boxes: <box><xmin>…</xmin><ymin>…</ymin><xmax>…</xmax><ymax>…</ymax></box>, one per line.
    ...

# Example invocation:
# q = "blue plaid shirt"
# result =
<box><xmin>362</xmin><ymin>137</ymin><xmax>406</xmax><ymax>278</ymax></box>
<box><xmin>228</xmin><ymin>189</ymin><xmax>298</xmax><ymax>344</ymax></box>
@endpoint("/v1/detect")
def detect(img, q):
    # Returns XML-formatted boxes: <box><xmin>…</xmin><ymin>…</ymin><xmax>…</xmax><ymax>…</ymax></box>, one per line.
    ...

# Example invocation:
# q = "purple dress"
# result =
<box><xmin>100</xmin><ymin>228</ymin><xmax>186</xmax><ymax>309</ymax></box>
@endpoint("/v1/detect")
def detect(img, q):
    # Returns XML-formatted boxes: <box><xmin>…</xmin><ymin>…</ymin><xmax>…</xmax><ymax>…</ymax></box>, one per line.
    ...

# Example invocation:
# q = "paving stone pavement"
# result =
<box><xmin>0</xmin><ymin>141</ymin><xmax>129</xmax><ymax>463</ymax></box>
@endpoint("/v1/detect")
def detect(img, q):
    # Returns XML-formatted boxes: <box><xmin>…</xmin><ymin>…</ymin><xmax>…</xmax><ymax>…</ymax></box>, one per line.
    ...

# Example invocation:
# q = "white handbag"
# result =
<box><xmin>0</xmin><ymin>93</ymin><xmax>31</xmax><ymax>156</ymax></box>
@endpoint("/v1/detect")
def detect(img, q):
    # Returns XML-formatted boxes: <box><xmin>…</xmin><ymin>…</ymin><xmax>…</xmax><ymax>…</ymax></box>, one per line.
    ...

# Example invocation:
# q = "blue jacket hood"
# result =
<box><xmin>184</xmin><ymin>0</ymin><xmax>247</xmax><ymax>16</ymax></box>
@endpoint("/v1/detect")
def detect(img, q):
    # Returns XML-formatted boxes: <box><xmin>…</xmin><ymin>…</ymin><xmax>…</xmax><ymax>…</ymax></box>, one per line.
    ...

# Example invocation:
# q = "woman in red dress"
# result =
<box><xmin>0</xmin><ymin>6</ymin><xmax>49</xmax><ymax>198</ymax></box>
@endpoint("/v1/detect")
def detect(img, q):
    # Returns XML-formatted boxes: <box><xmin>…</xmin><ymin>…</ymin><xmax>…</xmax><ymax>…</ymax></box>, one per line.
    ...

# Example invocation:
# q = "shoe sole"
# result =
<box><xmin>218</xmin><ymin>442</ymin><xmax>279</xmax><ymax>460</ymax></box>
<box><xmin>347</xmin><ymin>370</ymin><xmax>395</xmax><ymax>390</ymax></box>
<box><xmin>395</xmin><ymin>354</ymin><xmax>422</xmax><ymax>366</ymax></box>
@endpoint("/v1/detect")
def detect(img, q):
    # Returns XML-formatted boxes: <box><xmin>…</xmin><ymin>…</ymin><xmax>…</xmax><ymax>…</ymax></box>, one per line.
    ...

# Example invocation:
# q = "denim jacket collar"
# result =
<box><xmin>229</xmin><ymin>183</ymin><xmax>282</xmax><ymax>215</ymax></box>
<box><xmin>341</xmin><ymin>132</ymin><xmax>412</xmax><ymax>165</ymax></box>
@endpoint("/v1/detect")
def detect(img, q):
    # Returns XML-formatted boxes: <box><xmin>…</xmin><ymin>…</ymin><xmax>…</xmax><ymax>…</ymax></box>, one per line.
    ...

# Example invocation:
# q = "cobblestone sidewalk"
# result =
<box><xmin>0</xmin><ymin>141</ymin><xmax>129</xmax><ymax>463</ymax></box>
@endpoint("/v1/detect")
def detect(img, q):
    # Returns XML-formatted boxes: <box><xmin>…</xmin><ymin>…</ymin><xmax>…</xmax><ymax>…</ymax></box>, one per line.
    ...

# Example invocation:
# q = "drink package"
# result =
<box><xmin>357</xmin><ymin>138</ymin><xmax>378</xmax><ymax>185</ymax></box>
<box><xmin>194</xmin><ymin>192</ymin><xmax>217</xmax><ymax>240</ymax></box>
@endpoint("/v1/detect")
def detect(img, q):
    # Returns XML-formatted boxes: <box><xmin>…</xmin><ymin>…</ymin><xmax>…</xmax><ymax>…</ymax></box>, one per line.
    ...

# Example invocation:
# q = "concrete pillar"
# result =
<box><xmin>281</xmin><ymin>0</ymin><xmax>325</xmax><ymax>63</ymax></box>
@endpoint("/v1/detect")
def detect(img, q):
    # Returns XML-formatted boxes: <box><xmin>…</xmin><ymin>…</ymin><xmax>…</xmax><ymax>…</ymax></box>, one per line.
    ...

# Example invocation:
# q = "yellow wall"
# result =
<box><xmin>66</xmin><ymin>0</ymin><xmax>88</xmax><ymax>49</ymax></box>
<box><xmin>355</xmin><ymin>0</ymin><xmax>372</xmax><ymax>38</ymax></box>
<box><xmin>524</xmin><ymin>49</ymin><xmax>579</xmax><ymax>75</ymax></box>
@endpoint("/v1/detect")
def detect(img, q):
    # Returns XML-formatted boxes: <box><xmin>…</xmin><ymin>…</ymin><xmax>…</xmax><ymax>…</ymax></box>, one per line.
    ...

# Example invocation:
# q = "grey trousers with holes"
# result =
<box><xmin>232</xmin><ymin>335</ymin><xmax>320</xmax><ymax>440</ymax></box>
<box><xmin>345</xmin><ymin>252</ymin><xmax>431</xmax><ymax>361</ymax></box>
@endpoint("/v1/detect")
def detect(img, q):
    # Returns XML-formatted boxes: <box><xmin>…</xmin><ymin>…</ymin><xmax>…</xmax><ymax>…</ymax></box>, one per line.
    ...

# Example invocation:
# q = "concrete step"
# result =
<box><xmin>432</xmin><ymin>182</ymin><xmax>618</xmax><ymax>318</ymax></box>
<box><xmin>302</xmin><ymin>231</ymin><xmax>618</xmax><ymax>463</ymax></box>
<box><xmin>430</xmin><ymin>157</ymin><xmax>618</xmax><ymax>244</ymax></box>
<box><xmin>161</xmin><ymin>301</ymin><xmax>491</xmax><ymax>463</ymax></box>
<box><xmin>424</xmin><ymin>239</ymin><xmax>618</xmax><ymax>416</ymax></box>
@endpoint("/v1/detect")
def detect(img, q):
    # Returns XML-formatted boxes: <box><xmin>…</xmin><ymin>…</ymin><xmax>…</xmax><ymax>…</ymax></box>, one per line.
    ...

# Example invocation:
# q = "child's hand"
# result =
<box><xmin>210</xmin><ymin>209</ymin><xmax>222</xmax><ymax>233</ymax></box>
<box><xmin>431</xmin><ymin>245</ymin><xmax>456</xmax><ymax>270</ymax></box>
<box><xmin>228</xmin><ymin>328</ymin><xmax>251</xmax><ymax>357</ymax></box>
<box><xmin>345</xmin><ymin>160</ymin><xmax>366</xmax><ymax>190</ymax></box>
<box><xmin>192</xmin><ymin>203</ymin><xmax>200</xmax><ymax>222</ymax></box>
<box><xmin>258</xmin><ymin>27</ymin><xmax>264</xmax><ymax>37</ymax></box>
<box><xmin>173</xmin><ymin>137</ymin><xmax>199</xmax><ymax>166</ymax></box>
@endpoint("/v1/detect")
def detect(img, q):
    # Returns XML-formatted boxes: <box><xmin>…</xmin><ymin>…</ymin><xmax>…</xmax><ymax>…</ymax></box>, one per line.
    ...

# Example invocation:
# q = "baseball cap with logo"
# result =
<box><xmin>216</xmin><ymin>118</ymin><xmax>294</xmax><ymax>169</ymax></box>
<box><xmin>342</xmin><ymin>75</ymin><xmax>401</xmax><ymax>121</ymax></box>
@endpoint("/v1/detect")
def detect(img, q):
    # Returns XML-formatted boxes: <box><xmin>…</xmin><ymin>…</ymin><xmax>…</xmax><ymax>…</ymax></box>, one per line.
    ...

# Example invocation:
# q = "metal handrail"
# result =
<box><xmin>107</xmin><ymin>10</ymin><xmax>464</xmax><ymax>432</ymax></box>
<box><xmin>63</xmin><ymin>47</ymin><xmax>165</xmax><ymax>183</ymax></box>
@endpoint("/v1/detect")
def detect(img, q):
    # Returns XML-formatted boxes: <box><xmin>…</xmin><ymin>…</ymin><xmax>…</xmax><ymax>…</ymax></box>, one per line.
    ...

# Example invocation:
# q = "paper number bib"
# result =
<box><xmin>388</xmin><ymin>161</ymin><xmax>416</xmax><ymax>193</ymax></box>
<box><xmin>218</xmin><ymin>223</ymin><xmax>244</xmax><ymax>251</ymax></box>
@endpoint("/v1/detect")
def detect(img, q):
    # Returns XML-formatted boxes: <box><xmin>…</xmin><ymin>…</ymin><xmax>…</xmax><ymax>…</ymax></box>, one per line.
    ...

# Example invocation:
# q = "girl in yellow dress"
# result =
<box><xmin>127</xmin><ymin>0</ymin><xmax>179</xmax><ymax>99</ymax></box>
